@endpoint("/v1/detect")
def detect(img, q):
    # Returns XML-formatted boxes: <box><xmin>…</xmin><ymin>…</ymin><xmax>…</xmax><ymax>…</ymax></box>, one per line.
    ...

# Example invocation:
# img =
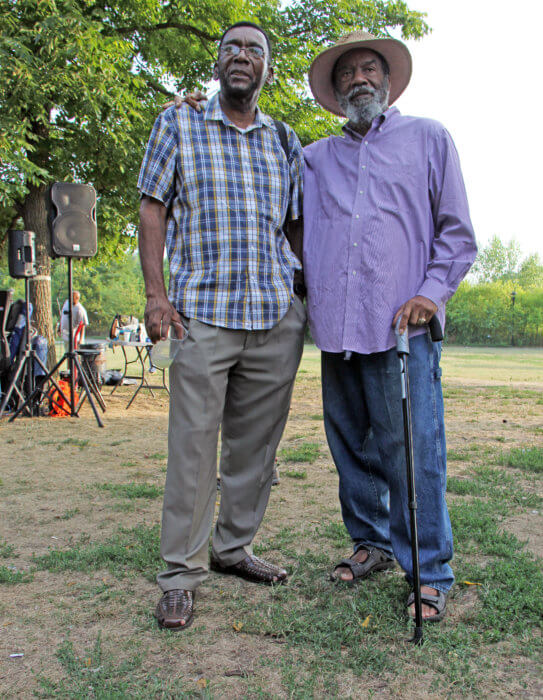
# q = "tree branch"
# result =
<box><xmin>115</xmin><ymin>21</ymin><xmax>218</xmax><ymax>42</ymax></box>
<box><xmin>141</xmin><ymin>74</ymin><xmax>176</xmax><ymax>97</ymax></box>
<box><xmin>198</xmin><ymin>35</ymin><xmax>216</xmax><ymax>60</ymax></box>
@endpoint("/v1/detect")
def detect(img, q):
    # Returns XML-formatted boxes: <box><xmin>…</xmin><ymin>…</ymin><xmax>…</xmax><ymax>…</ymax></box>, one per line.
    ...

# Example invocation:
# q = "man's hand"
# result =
<box><xmin>162</xmin><ymin>90</ymin><xmax>208</xmax><ymax>112</ymax></box>
<box><xmin>393</xmin><ymin>295</ymin><xmax>438</xmax><ymax>335</ymax></box>
<box><xmin>144</xmin><ymin>295</ymin><xmax>185</xmax><ymax>343</ymax></box>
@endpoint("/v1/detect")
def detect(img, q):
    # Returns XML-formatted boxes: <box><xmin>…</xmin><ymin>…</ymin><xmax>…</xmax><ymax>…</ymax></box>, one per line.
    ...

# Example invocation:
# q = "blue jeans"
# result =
<box><xmin>322</xmin><ymin>333</ymin><xmax>454</xmax><ymax>593</ymax></box>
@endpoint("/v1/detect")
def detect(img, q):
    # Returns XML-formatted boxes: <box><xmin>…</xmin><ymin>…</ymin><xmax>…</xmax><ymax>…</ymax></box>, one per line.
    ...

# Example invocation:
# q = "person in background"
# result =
<box><xmin>59</xmin><ymin>290</ymin><xmax>89</xmax><ymax>351</ymax></box>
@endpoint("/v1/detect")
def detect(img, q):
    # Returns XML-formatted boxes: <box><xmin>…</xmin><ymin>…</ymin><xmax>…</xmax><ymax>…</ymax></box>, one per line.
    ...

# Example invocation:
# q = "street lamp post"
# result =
<box><xmin>510</xmin><ymin>290</ymin><xmax>517</xmax><ymax>346</ymax></box>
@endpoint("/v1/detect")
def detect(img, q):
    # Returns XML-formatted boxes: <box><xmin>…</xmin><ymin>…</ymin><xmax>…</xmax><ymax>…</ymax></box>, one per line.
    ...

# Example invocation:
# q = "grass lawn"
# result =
<box><xmin>0</xmin><ymin>344</ymin><xmax>541</xmax><ymax>698</ymax></box>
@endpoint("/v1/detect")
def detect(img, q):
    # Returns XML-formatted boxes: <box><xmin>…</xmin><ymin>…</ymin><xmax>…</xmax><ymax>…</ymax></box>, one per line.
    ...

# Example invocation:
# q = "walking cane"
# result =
<box><xmin>395</xmin><ymin>314</ymin><xmax>443</xmax><ymax>645</ymax></box>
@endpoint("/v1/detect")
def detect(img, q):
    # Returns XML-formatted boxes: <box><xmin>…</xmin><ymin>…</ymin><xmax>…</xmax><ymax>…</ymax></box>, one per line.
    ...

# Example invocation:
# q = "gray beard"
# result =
<box><xmin>336</xmin><ymin>82</ymin><xmax>390</xmax><ymax>131</ymax></box>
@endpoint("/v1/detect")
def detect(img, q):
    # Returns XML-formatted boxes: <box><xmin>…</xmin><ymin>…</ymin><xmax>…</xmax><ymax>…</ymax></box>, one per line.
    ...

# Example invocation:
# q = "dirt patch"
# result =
<box><xmin>504</xmin><ymin>511</ymin><xmax>543</xmax><ymax>559</ymax></box>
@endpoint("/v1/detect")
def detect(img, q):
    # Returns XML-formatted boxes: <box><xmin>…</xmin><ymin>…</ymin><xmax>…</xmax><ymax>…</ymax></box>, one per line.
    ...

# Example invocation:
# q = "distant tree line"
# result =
<box><xmin>446</xmin><ymin>236</ymin><xmax>543</xmax><ymax>346</ymax></box>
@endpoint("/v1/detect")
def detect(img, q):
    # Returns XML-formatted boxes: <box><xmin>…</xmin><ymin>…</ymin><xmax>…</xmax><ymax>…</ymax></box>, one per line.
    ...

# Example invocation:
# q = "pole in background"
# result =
<box><xmin>510</xmin><ymin>290</ymin><xmax>517</xmax><ymax>346</ymax></box>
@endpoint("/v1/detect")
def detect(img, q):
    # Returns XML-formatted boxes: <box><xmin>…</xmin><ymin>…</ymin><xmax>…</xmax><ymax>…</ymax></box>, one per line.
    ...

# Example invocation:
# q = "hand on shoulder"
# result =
<box><xmin>162</xmin><ymin>90</ymin><xmax>208</xmax><ymax>113</ymax></box>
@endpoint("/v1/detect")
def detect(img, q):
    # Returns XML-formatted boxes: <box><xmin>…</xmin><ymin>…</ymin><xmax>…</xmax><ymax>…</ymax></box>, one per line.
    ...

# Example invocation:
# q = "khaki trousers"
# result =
<box><xmin>157</xmin><ymin>297</ymin><xmax>306</xmax><ymax>591</ymax></box>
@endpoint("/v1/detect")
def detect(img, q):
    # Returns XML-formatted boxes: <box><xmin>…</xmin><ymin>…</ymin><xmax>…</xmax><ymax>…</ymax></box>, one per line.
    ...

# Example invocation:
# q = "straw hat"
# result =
<box><xmin>308</xmin><ymin>31</ymin><xmax>412</xmax><ymax>116</ymax></box>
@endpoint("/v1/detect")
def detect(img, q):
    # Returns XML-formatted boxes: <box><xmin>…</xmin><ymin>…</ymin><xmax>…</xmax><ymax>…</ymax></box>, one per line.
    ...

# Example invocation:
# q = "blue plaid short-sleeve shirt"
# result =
<box><xmin>138</xmin><ymin>94</ymin><xmax>303</xmax><ymax>330</ymax></box>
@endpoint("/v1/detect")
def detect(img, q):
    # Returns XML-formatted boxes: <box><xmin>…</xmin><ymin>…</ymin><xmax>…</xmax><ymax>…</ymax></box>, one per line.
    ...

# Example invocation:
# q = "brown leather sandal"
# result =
<box><xmin>155</xmin><ymin>589</ymin><xmax>195</xmax><ymax>630</ymax></box>
<box><xmin>210</xmin><ymin>555</ymin><xmax>288</xmax><ymax>585</ymax></box>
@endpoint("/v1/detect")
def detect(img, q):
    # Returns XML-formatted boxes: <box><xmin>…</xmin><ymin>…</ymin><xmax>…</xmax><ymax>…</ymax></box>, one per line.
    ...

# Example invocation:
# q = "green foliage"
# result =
<box><xmin>50</xmin><ymin>253</ymin><xmax>146</xmax><ymax>334</ymax></box>
<box><xmin>1</xmin><ymin>0</ymin><xmax>429</xmax><ymax>234</ymax></box>
<box><xmin>446</xmin><ymin>279</ymin><xmax>543</xmax><ymax>346</ymax></box>
<box><xmin>471</xmin><ymin>235</ymin><xmax>522</xmax><ymax>283</ymax></box>
<box><xmin>471</xmin><ymin>235</ymin><xmax>543</xmax><ymax>288</ymax></box>
<box><xmin>456</xmin><ymin>237</ymin><xmax>543</xmax><ymax>345</ymax></box>
<box><xmin>517</xmin><ymin>253</ymin><xmax>543</xmax><ymax>288</ymax></box>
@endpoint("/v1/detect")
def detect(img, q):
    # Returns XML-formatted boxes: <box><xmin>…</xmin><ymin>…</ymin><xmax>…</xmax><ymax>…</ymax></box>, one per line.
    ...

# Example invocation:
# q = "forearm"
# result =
<box><xmin>139</xmin><ymin>196</ymin><xmax>168</xmax><ymax>300</ymax></box>
<box><xmin>286</xmin><ymin>217</ymin><xmax>303</xmax><ymax>265</ymax></box>
<box><xmin>422</xmin><ymin>129</ymin><xmax>477</xmax><ymax>306</ymax></box>
<box><xmin>417</xmin><ymin>220</ymin><xmax>477</xmax><ymax>307</ymax></box>
<box><xmin>286</xmin><ymin>217</ymin><xmax>305</xmax><ymax>298</ymax></box>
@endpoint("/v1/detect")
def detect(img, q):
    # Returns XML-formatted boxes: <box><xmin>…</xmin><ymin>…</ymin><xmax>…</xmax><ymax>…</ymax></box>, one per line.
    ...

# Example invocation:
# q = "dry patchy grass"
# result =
<box><xmin>0</xmin><ymin>345</ymin><xmax>542</xmax><ymax>698</ymax></box>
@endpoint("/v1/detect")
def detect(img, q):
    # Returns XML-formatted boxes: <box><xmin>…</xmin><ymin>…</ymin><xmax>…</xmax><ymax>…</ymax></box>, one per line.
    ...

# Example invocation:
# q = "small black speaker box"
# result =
<box><xmin>48</xmin><ymin>182</ymin><xmax>97</xmax><ymax>258</ymax></box>
<box><xmin>8</xmin><ymin>230</ymin><xmax>36</xmax><ymax>278</ymax></box>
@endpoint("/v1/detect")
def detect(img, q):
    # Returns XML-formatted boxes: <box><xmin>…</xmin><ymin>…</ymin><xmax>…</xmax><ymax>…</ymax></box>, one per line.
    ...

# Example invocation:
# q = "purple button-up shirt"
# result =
<box><xmin>303</xmin><ymin>107</ymin><xmax>477</xmax><ymax>355</ymax></box>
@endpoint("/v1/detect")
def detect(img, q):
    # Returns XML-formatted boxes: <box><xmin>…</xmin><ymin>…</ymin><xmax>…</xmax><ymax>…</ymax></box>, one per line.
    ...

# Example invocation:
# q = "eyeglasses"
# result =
<box><xmin>220</xmin><ymin>44</ymin><xmax>265</xmax><ymax>60</ymax></box>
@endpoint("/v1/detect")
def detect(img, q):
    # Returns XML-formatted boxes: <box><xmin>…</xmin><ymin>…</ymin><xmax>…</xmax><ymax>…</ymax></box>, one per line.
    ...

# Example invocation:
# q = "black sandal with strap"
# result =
<box><xmin>330</xmin><ymin>547</ymin><xmax>395</xmax><ymax>585</ymax></box>
<box><xmin>406</xmin><ymin>589</ymin><xmax>448</xmax><ymax>622</ymax></box>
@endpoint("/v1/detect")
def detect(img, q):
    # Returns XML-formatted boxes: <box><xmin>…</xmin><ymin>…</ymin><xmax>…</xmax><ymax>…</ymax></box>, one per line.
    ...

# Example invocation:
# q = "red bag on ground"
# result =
<box><xmin>47</xmin><ymin>379</ymin><xmax>76</xmax><ymax>416</ymax></box>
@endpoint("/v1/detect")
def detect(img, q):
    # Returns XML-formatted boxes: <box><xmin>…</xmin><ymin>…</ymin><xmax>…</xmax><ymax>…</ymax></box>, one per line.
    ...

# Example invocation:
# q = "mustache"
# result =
<box><xmin>346</xmin><ymin>86</ymin><xmax>376</xmax><ymax>101</ymax></box>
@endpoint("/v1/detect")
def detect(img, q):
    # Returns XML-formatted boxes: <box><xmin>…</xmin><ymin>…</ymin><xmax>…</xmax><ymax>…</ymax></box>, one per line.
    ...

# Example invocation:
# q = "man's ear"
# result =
<box><xmin>213</xmin><ymin>62</ymin><xmax>219</xmax><ymax>81</ymax></box>
<box><xmin>265</xmin><ymin>65</ymin><xmax>274</xmax><ymax>85</ymax></box>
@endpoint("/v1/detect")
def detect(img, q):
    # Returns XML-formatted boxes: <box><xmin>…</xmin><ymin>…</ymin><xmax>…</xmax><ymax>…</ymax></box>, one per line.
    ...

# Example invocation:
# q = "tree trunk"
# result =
<box><xmin>23</xmin><ymin>185</ymin><xmax>57</xmax><ymax>369</ymax></box>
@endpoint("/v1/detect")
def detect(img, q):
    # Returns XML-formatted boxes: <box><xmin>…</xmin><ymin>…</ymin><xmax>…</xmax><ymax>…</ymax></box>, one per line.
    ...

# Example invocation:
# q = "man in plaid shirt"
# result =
<box><xmin>138</xmin><ymin>22</ymin><xmax>306</xmax><ymax>630</ymax></box>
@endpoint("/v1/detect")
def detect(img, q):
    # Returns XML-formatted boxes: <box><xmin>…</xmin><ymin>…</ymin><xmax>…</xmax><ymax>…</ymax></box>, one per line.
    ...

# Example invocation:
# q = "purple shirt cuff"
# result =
<box><xmin>417</xmin><ymin>279</ymin><xmax>448</xmax><ymax>308</ymax></box>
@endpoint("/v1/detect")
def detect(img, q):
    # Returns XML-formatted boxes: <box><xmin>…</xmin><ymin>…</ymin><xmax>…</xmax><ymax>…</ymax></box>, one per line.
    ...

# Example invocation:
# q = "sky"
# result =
<box><xmin>392</xmin><ymin>0</ymin><xmax>543</xmax><ymax>258</ymax></box>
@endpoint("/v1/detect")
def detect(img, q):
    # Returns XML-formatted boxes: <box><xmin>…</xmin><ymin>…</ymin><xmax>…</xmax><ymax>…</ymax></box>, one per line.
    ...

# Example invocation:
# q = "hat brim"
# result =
<box><xmin>309</xmin><ymin>38</ymin><xmax>412</xmax><ymax>116</ymax></box>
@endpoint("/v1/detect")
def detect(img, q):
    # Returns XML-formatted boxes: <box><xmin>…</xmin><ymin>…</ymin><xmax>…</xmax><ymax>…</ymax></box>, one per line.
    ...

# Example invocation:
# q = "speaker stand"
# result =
<box><xmin>9</xmin><ymin>259</ymin><xmax>105</xmax><ymax>428</ymax></box>
<box><xmin>0</xmin><ymin>279</ymin><xmax>50</xmax><ymax>419</ymax></box>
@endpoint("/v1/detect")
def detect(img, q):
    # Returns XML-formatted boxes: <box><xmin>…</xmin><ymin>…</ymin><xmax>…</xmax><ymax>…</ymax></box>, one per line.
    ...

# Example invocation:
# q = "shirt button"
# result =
<box><xmin>378</xmin><ymin>127</ymin><xmax>382</xmax><ymax>132</ymax></box>
<box><xmin>353</xmin><ymin>242</ymin><xmax>358</xmax><ymax>247</ymax></box>
<box><xmin>359</xmin><ymin>190</ymin><xmax>364</xmax><ymax>194</ymax></box>
<box><xmin>352</xmin><ymin>270</ymin><xmax>356</xmax><ymax>276</ymax></box>
<box><xmin>361</xmin><ymin>165</ymin><xmax>366</xmax><ymax>169</ymax></box>
<box><xmin>364</xmin><ymin>141</ymin><xmax>369</xmax><ymax>145</ymax></box>
<box><xmin>355</xmin><ymin>214</ymin><xmax>359</xmax><ymax>219</ymax></box>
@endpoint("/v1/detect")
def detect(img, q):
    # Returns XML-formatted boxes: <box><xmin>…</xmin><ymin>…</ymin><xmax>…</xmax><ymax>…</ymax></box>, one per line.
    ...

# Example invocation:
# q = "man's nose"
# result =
<box><xmin>351</xmin><ymin>67</ymin><xmax>369</xmax><ymax>85</ymax></box>
<box><xmin>233</xmin><ymin>48</ymin><xmax>251</xmax><ymax>62</ymax></box>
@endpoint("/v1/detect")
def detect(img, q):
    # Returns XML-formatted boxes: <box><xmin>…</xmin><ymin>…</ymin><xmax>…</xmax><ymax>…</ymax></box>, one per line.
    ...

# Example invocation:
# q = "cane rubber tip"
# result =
<box><xmin>407</xmin><ymin>626</ymin><xmax>424</xmax><ymax>645</ymax></box>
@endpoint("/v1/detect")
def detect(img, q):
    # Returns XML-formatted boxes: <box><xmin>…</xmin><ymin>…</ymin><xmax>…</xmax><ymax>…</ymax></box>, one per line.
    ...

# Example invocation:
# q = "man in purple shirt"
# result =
<box><xmin>304</xmin><ymin>31</ymin><xmax>477</xmax><ymax>620</ymax></box>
